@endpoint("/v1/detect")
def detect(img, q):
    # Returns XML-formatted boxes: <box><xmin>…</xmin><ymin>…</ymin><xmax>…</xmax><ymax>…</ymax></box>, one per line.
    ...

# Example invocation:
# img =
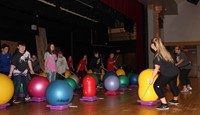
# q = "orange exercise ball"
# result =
<box><xmin>116</xmin><ymin>68</ymin><xmax>125</xmax><ymax>76</ymax></box>
<box><xmin>87</xmin><ymin>69</ymin><xmax>93</xmax><ymax>74</ymax></box>
<box><xmin>40</xmin><ymin>72</ymin><xmax>47</xmax><ymax>77</ymax></box>
<box><xmin>65</xmin><ymin>70</ymin><xmax>71</xmax><ymax>78</ymax></box>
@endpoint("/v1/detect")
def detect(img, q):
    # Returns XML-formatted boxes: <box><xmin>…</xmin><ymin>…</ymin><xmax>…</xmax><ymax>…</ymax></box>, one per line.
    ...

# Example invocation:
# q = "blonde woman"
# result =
<box><xmin>149</xmin><ymin>38</ymin><xmax>179</xmax><ymax>110</ymax></box>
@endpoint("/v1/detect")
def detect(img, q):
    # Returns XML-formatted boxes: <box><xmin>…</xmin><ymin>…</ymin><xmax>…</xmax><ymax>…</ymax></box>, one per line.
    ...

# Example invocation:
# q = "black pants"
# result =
<box><xmin>179</xmin><ymin>69</ymin><xmax>191</xmax><ymax>86</ymax></box>
<box><xmin>77</xmin><ymin>70</ymin><xmax>86</xmax><ymax>84</ymax></box>
<box><xmin>154</xmin><ymin>74</ymin><xmax>179</xmax><ymax>99</ymax></box>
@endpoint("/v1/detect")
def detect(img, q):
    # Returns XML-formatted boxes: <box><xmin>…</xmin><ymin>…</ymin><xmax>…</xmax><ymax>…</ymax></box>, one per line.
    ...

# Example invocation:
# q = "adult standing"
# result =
<box><xmin>174</xmin><ymin>46</ymin><xmax>192</xmax><ymax>92</ymax></box>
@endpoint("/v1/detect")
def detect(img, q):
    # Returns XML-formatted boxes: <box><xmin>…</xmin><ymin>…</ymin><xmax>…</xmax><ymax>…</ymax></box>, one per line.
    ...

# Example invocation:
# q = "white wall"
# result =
<box><xmin>163</xmin><ymin>1</ymin><xmax>200</xmax><ymax>42</ymax></box>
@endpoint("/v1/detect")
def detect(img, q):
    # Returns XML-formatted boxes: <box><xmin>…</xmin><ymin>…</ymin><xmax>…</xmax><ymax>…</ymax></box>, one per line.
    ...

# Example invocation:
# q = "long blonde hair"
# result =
<box><xmin>151</xmin><ymin>37</ymin><xmax>174</xmax><ymax>63</ymax></box>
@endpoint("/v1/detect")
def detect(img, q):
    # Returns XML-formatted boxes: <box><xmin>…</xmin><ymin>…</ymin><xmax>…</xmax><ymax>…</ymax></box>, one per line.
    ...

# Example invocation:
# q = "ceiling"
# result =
<box><xmin>0</xmin><ymin>0</ymin><xmax>132</xmax><ymax>37</ymax></box>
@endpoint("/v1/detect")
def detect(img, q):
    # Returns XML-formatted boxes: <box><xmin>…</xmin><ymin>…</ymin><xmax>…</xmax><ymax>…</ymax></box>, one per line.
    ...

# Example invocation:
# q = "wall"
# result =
<box><xmin>163</xmin><ymin>0</ymin><xmax>200</xmax><ymax>42</ymax></box>
<box><xmin>163</xmin><ymin>0</ymin><xmax>200</xmax><ymax>77</ymax></box>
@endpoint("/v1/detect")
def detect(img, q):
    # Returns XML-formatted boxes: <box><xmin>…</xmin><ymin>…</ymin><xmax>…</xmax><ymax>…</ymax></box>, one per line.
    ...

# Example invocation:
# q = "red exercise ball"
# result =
<box><xmin>28</xmin><ymin>76</ymin><xmax>50</xmax><ymax>97</ymax></box>
<box><xmin>83</xmin><ymin>75</ymin><xmax>96</xmax><ymax>97</ymax></box>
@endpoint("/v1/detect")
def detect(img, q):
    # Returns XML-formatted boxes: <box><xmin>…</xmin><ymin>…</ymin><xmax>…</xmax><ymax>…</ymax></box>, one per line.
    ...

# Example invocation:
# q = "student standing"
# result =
<box><xmin>149</xmin><ymin>38</ymin><xmax>179</xmax><ymax>110</ymax></box>
<box><xmin>44</xmin><ymin>43</ymin><xmax>57</xmax><ymax>82</ymax></box>
<box><xmin>89</xmin><ymin>51</ymin><xmax>101</xmax><ymax>73</ymax></box>
<box><xmin>0</xmin><ymin>44</ymin><xmax>12</xmax><ymax>75</ymax></box>
<box><xmin>107</xmin><ymin>52</ymin><xmax>117</xmax><ymax>71</ymax></box>
<box><xmin>56</xmin><ymin>51</ymin><xmax>69</xmax><ymax>79</ymax></box>
<box><xmin>8</xmin><ymin>41</ymin><xmax>35</xmax><ymax>104</ymax></box>
<box><xmin>174</xmin><ymin>46</ymin><xmax>192</xmax><ymax>92</ymax></box>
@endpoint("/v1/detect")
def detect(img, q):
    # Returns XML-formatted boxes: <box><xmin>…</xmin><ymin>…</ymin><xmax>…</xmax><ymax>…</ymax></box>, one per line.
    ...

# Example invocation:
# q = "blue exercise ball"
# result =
<box><xmin>104</xmin><ymin>75</ymin><xmax>120</xmax><ymax>91</ymax></box>
<box><xmin>46</xmin><ymin>80</ymin><xmax>73</xmax><ymax>106</ymax></box>
<box><xmin>103</xmin><ymin>71</ymin><xmax>117</xmax><ymax>81</ymax></box>
<box><xmin>130</xmin><ymin>73</ymin><xmax>138</xmax><ymax>85</ymax></box>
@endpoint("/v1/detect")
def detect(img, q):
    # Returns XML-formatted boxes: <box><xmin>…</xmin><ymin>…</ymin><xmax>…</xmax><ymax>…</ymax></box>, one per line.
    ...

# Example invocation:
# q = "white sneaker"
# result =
<box><xmin>25</xmin><ymin>96</ymin><xmax>31</xmax><ymax>102</ymax></box>
<box><xmin>187</xmin><ymin>86</ymin><xmax>192</xmax><ymax>91</ymax></box>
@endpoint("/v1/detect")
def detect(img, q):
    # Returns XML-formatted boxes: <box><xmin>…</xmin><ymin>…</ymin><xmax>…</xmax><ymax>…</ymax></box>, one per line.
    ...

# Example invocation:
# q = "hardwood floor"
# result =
<box><xmin>0</xmin><ymin>78</ymin><xmax>200</xmax><ymax>115</ymax></box>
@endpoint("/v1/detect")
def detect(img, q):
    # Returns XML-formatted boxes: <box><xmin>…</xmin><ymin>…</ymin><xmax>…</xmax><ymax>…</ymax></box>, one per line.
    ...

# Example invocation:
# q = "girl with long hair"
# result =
<box><xmin>149</xmin><ymin>37</ymin><xmax>179</xmax><ymax>110</ymax></box>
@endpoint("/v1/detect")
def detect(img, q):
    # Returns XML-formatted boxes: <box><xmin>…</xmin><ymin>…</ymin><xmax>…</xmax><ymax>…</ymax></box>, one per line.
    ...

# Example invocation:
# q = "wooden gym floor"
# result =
<box><xmin>0</xmin><ymin>77</ymin><xmax>200</xmax><ymax>115</ymax></box>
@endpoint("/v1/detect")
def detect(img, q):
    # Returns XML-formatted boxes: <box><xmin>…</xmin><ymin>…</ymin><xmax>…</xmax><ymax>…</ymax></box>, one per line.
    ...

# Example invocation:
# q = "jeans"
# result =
<box><xmin>13</xmin><ymin>74</ymin><xmax>30</xmax><ymax>98</ymax></box>
<box><xmin>47</xmin><ymin>71</ymin><xmax>56</xmax><ymax>82</ymax></box>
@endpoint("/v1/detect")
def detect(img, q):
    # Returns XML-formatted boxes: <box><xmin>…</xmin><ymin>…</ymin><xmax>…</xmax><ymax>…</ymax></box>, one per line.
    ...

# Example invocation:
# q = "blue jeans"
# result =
<box><xmin>13</xmin><ymin>74</ymin><xmax>30</xmax><ymax>98</ymax></box>
<box><xmin>47</xmin><ymin>71</ymin><xmax>56</xmax><ymax>82</ymax></box>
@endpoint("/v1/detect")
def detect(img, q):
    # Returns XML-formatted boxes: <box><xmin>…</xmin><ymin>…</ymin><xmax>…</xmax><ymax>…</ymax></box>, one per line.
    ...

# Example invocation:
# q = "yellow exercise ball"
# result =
<box><xmin>177</xmin><ymin>74</ymin><xmax>180</xmax><ymax>86</ymax></box>
<box><xmin>0</xmin><ymin>73</ymin><xmax>14</xmax><ymax>104</ymax></box>
<box><xmin>87</xmin><ymin>69</ymin><xmax>93</xmax><ymax>74</ymax></box>
<box><xmin>138</xmin><ymin>69</ymin><xmax>158</xmax><ymax>101</ymax></box>
<box><xmin>101</xmin><ymin>69</ymin><xmax>105</xmax><ymax>74</ymax></box>
<box><xmin>40</xmin><ymin>72</ymin><xmax>47</xmax><ymax>77</ymax></box>
<box><xmin>100</xmin><ymin>73</ymin><xmax>104</xmax><ymax>82</ymax></box>
<box><xmin>116</xmin><ymin>68</ymin><xmax>125</xmax><ymax>76</ymax></box>
<box><xmin>100</xmin><ymin>69</ymin><xmax>105</xmax><ymax>81</ymax></box>
<box><xmin>65</xmin><ymin>70</ymin><xmax>71</xmax><ymax>78</ymax></box>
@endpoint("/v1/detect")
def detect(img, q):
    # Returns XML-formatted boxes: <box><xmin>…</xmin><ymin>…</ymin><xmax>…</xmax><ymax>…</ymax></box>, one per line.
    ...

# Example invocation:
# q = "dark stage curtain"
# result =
<box><xmin>101</xmin><ymin>0</ymin><xmax>146</xmax><ymax>73</ymax></box>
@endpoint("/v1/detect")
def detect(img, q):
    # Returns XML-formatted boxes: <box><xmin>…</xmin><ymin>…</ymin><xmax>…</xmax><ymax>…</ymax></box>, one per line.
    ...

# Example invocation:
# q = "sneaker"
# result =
<box><xmin>12</xmin><ymin>99</ymin><xmax>21</xmax><ymax>104</ymax></box>
<box><xmin>187</xmin><ymin>86</ymin><xmax>192</xmax><ymax>91</ymax></box>
<box><xmin>25</xmin><ymin>95</ymin><xmax>31</xmax><ymax>102</ymax></box>
<box><xmin>168</xmin><ymin>99</ymin><xmax>179</xmax><ymax>105</ymax></box>
<box><xmin>181</xmin><ymin>89</ymin><xmax>189</xmax><ymax>93</ymax></box>
<box><xmin>156</xmin><ymin>103</ymin><xmax>169</xmax><ymax>110</ymax></box>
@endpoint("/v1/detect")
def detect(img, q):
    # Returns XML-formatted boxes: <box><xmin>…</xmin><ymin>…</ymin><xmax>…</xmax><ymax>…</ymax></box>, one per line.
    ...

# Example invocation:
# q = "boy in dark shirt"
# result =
<box><xmin>8</xmin><ymin>41</ymin><xmax>34</xmax><ymax>104</ymax></box>
<box><xmin>89</xmin><ymin>51</ymin><xmax>101</xmax><ymax>73</ymax></box>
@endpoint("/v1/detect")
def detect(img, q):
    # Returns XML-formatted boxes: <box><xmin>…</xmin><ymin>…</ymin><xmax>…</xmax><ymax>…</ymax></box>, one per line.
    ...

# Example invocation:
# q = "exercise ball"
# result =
<box><xmin>40</xmin><ymin>72</ymin><xmax>47</xmax><ymax>77</ymax></box>
<box><xmin>28</xmin><ymin>76</ymin><xmax>50</xmax><ymax>97</ymax></box>
<box><xmin>83</xmin><ymin>75</ymin><xmax>96</xmax><ymax>97</ymax></box>
<box><xmin>13</xmin><ymin>81</ymin><xmax>24</xmax><ymax>94</ymax></box>
<box><xmin>119</xmin><ymin>75</ymin><xmax>129</xmax><ymax>88</ymax></box>
<box><xmin>65</xmin><ymin>78</ymin><xmax>76</xmax><ymax>90</ymax></box>
<box><xmin>138</xmin><ymin>69</ymin><xmax>158</xmax><ymax>101</ymax></box>
<box><xmin>101</xmin><ymin>69</ymin><xmax>105</xmax><ymax>74</ymax></box>
<box><xmin>100</xmin><ymin>69</ymin><xmax>105</xmax><ymax>81</ymax></box>
<box><xmin>20</xmin><ymin>84</ymin><xmax>24</xmax><ymax>93</ymax></box>
<box><xmin>127</xmin><ymin>72</ymin><xmax>132</xmax><ymax>78</ymax></box>
<box><xmin>46</xmin><ymin>80</ymin><xmax>73</xmax><ymax>106</ymax></box>
<box><xmin>87</xmin><ymin>69</ymin><xmax>93</xmax><ymax>74</ymax></box>
<box><xmin>177</xmin><ymin>74</ymin><xmax>180</xmax><ymax>86</ymax></box>
<box><xmin>100</xmin><ymin>73</ymin><xmax>104</xmax><ymax>82</ymax></box>
<box><xmin>104</xmin><ymin>75</ymin><xmax>120</xmax><ymax>91</ymax></box>
<box><xmin>129</xmin><ymin>73</ymin><xmax>138</xmax><ymax>85</ymax></box>
<box><xmin>0</xmin><ymin>73</ymin><xmax>14</xmax><ymax>104</ymax></box>
<box><xmin>65</xmin><ymin>70</ymin><xmax>71</xmax><ymax>78</ymax></box>
<box><xmin>103</xmin><ymin>71</ymin><xmax>117</xmax><ymax>81</ymax></box>
<box><xmin>89</xmin><ymin>74</ymin><xmax>99</xmax><ymax>86</ymax></box>
<box><xmin>116</xmin><ymin>68</ymin><xmax>125</xmax><ymax>76</ymax></box>
<box><xmin>70</xmin><ymin>75</ymin><xmax>79</xmax><ymax>85</ymax></box>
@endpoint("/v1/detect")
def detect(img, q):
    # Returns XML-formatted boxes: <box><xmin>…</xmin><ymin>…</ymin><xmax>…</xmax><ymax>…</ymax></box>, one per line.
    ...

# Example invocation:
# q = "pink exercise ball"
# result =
<box><xmin>28</xmin><ymin>76</ymin><xmax>50</xmax><ymax>97</ymax></box>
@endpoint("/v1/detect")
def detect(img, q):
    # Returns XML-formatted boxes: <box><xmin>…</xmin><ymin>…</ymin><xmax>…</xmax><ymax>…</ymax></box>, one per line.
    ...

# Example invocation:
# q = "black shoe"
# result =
<box><xmin>12</xmin><ymin>99</ymin><xmax>21</xmax><ymax>104</ymax></box>
<box><xmin>156</xmin><ymin>103</ymin><xmax>169</xmax><ymax>110</ymax></box>
<box><xmin>168</xmin><ymin>99</ymin><xmax>179</xmax><ymax>105</ymax></box>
